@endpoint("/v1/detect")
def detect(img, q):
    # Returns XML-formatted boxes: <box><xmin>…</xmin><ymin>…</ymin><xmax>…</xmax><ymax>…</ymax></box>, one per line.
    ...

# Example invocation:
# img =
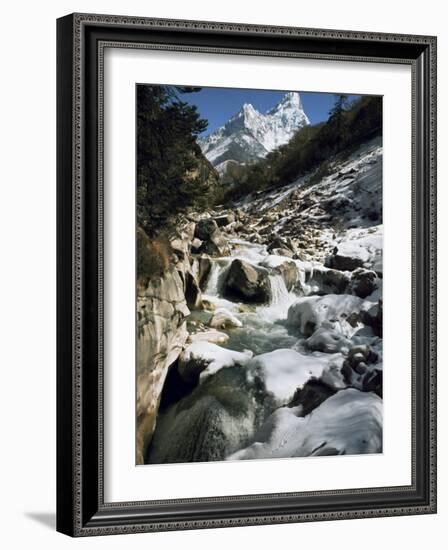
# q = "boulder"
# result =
<box><xmin>341</xmin><ymin>345</ymin><xmax>382</xmax><ymax>397</ymax></box>
<box><xmin>247</xmin><ymin>348</ymin><xmax>343</xmax><ymax>405</ymax></box>
<box><xmin>213</xmin><ymin>212</ymin><xmax>235</xmax><ymax>227</ymax></box>
<box><xmin>188</xmin><ymin>330</ymin><xmax>229</xmax><ymax>345</ymax></box>
<box><xmin>178</xmin><ymin>342</ymin><xmax>253</xmax><ymax>384</ymax></box>
<box><xmin>259</xmin><ymin>256</ymin><xmax>299</xmax><ymax>291</ymax></box>
<box><xmin>205</xmin><ymin>230</ymin><xmax>230</xmax><ymax>256</ymax></box>
<box><xmin>248</xmin><ymin>232</ymin><xmax>263</xmax><ymax>244</ymax></box>
<box><xmin>267</xmin><ymin>236</ymin><xmax>295</xmax><ymax>254</ymax></box>
<box><xmin>305</xmin><ymin>266</ymin><xmax>350</xmax><ymax>295</ymax></box>
<box><xmin>223</xmin><ymin>259</ymin><xmax>271</xmax><ymax>303</ymax></box>
<box><xmin>146</xmin><ymin>366</ymin><xmax>263</xmax><ymax>464</ymax></box>
<box><xmin>287</xmin><ymin>294</ymin><xmax>365</xmax><ymax>337</ymax></box>
<box><xmin>209</xmin><ymin>307</ymin><xmax>243</xmax><ymax>330</ymax></box>
<box><xmin>349</xmin><ymin>268</ymin><xmax>379</xmax><ymax>299</ymax></box>
<box><xmin>305</xmin><ymin>325</ymin><xmax>351</xmax><ymax>353</ymax></box>
<box><xmin>325</xmin><ymin>251</ymin><xmax>364</xmax><ymax>271</ymax></box>
<box><xmin>274</xmin><ymin>260</ymin><xmax>299</xmax><ymax>291</ymax></box>
<box><xmin>195</xmin><ymin>218</ymin><xmax>218</xmax><ymax>241</ymax></box>
<box><xmin>194</xmin><ymin>218</ymin><xmax>230</xmax><ymax>256</ymax></box>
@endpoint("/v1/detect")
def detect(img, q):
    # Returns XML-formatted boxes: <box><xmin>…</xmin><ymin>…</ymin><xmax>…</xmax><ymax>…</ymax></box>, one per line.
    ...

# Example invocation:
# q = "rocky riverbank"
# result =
<box><xmin>137</xmin><ymin>137</ymin><xmax>383</xmax><ymax>464</ymax></box>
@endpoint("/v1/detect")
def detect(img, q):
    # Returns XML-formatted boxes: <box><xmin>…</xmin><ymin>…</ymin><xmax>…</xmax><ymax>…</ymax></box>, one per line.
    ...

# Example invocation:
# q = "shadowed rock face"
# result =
<box><xmin>223</xmin><ymin>259</ymin><xmax>272</xmax><ymax>304</ymax></box>
<box><xmin>146</xmin><ymin>366</ymin><xmax>270</xmax><ymax>464</ymax></box>
<box><xmin>288</xmin><ymin>378</ymin><xmax>336</xmax><ymax>417</ymax></box>
<box><xmin>136</xmin><ymin>222</ymin><xmax>202</xmax><ymax>464</ymax></box>
<box><xmin>136</xmin><ymin>267</ymin><xmax>190</xmax><ymax>464</ymax></box>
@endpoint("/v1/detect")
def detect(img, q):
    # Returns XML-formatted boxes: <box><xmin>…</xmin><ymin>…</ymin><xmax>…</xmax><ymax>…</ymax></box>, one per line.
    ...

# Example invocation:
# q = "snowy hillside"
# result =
<box><xmin>238</xmin><ymin>137</ymin><xmax>383</xmax><ymax>252</ymax></box>
<box><xmin>198</xmin><ymin>92</ymin><xmax>310</xmax><ymax>171</ymax></box>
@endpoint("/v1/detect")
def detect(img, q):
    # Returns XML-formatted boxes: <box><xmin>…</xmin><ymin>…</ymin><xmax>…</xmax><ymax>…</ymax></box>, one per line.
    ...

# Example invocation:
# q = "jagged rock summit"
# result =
<box><xmin>198</xmin><ymin>91</ymin><xmax>310</xmax><ymax>172</ymax></box>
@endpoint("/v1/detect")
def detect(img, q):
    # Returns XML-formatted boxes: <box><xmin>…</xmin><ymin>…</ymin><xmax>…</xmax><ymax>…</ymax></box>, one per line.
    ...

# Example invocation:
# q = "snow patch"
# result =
<box><xmin>287</xmin><ymin>294</ymin><xmax>368</xmax><ymax>337</ymax></box>
<box><xmin>248</xmin><ymin>348</ymin><xmax>344</xmax><ymax>404</ymax></box>
<box><xmin>179</xmin><ymin>342</ymin><xmax>253</xmax><ymax>382</ymax></box>
<box><xmin>228</xmin><ymin>388</ymin><xmax>383</xmax><ymax>460</ymax></box>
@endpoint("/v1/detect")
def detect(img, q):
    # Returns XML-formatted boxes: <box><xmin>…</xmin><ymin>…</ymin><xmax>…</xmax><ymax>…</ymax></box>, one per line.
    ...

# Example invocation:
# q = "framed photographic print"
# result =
<box><xmin>56</xmin><ymin>13</ymin><xmax>437</xmax><ymax>536</ymax></box>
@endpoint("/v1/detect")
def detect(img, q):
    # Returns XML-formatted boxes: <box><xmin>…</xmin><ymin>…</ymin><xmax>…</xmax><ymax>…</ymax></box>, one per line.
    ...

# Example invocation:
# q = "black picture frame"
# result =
<box><xmin>57</xmin><ymin>13</ymin><xmax>437</xmax><ymax>537</ymax></box>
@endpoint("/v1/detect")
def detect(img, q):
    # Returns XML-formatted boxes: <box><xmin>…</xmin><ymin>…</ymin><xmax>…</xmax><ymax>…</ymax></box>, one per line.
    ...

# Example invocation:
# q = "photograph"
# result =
<box><xmin>53</xmin><ymin>8</ymin><xmax>437</xmax><ymax>538</ymax></box>
<box><xmin>136</xmin><ymin>84</ymin><xmax>384</xmax><ymax>466</ymax></box>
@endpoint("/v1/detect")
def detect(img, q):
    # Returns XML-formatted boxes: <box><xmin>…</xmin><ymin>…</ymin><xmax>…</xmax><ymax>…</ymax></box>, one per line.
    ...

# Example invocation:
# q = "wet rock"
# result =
<box><xmin>259</xmin><ymin>225</ymin><xmax>273</xmax><ymax>236</ymax></box>
<box><xmin>274</xmin><ymin>260</ymin><xmax>299</xmax><ymax>291</ymax></box>
<box><xmin>209</xmin><ymin>307</ymin><xmax>243</xmax><ymax>330</ymax></box>
<box><xmin>363</xmin><ymin>368</ymin><xmax>383</xmax><ymax>395</ymax></box>
<box><xmin>248</xmin><ymin>232</ymin><xmax>263</xmax><ymax>244</ymax></box>
<box><xmin>223</xmin><ymin>259</ymin><xmax>271</xmax><ymax>303</ymax></box>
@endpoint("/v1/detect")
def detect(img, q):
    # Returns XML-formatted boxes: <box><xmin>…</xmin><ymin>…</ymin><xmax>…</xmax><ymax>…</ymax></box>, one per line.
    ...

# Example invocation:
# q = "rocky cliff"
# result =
<box><xmin>136</xmin><ymin>222</ymin><xmax>197</xmax><ymax>463</ymax></box>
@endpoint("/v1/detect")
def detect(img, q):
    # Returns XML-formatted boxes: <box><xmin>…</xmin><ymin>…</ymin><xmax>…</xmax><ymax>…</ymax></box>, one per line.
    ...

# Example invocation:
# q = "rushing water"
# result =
<box><xmin>200</xmin><ymin>241</ymin><xmax>301</xmax><ymax>355</ymax></box>
<box><xmin>147</xmin><ymin>240</ymin><xmax>306</xmax><ymax>463</ymax></box>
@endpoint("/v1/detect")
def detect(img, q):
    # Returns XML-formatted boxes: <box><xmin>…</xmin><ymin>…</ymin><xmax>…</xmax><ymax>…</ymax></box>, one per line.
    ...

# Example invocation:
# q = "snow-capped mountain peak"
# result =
<box><xmin>242</xmin><ymin>102</ymin><xmax>256</xmax><ymax>113</ymax></box>
<box><xmin>199</xmin><ymin>92</ymin><xmax>310</xmax><ymax>172</ymax></box>
<box><xmin>268</xmin><ymin>91</ymin><xmax>303</xmax><ymax>113</ymax></box>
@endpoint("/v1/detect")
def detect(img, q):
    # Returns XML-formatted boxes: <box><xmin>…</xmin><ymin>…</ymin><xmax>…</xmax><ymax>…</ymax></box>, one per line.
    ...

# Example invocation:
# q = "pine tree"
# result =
<box><xmin>328</xmin><ymin>94</ymin><xmax>350</xmax><ymax>152</ymax></box>
<box><xmin>137</xmin><ymin>85</ymin><xmax>212</xmax><ymax>234</ymax></box>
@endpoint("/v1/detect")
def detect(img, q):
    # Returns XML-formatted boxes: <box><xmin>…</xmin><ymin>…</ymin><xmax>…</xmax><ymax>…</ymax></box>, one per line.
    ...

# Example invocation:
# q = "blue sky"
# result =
<box><xmin>180</xmin><ymin>87</ymin><xmax>362</xmax><ymax>136</ymax></box>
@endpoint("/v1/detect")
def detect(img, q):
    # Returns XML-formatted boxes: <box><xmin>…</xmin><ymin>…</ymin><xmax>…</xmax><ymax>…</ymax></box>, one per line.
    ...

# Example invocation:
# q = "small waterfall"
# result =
<box><xmin>204</xmin><ymin>262</ymin><xmax>222</xmax><ymax>296</ymax></box>
<box><xmin>203</xmin><ymin>258</ymin><xmax>236</xmax><ymax>310</ymax></box>
<box><xmin>257</xmin><ymin>275</ymin><xmax>297</xmax><ymax>322</ymax></box>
